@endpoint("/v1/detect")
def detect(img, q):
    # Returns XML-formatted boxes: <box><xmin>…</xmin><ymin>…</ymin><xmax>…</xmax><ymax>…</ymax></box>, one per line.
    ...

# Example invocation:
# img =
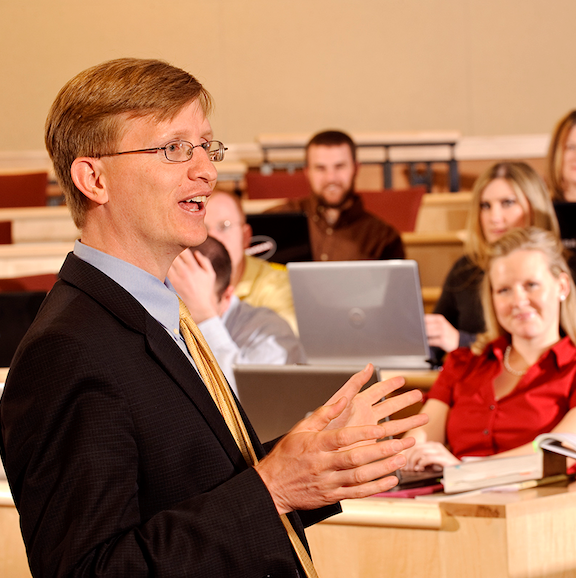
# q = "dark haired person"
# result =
<box><xmin>268</xmin><ymin>130</ymin><xmax>404</xmax><ymax>261</ymax></box>
<box><xmin>168</xmin><ymin>236</ymin><xmax>306</xmax><ymax>395</ymax></box>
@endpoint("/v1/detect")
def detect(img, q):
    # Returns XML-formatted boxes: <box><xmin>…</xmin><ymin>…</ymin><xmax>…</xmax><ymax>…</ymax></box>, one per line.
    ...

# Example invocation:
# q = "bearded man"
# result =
<box><xmin>269</xmin><ymin>130</ymin><xmax>405</xmax><ymax>261</ymax></box>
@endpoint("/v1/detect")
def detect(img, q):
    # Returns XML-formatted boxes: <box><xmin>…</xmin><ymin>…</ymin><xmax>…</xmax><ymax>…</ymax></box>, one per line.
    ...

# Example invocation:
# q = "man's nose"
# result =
<box><xmin>188</xmin><ymin>148</ymin><xmax>218</xmax><ymax>183</ymax></box>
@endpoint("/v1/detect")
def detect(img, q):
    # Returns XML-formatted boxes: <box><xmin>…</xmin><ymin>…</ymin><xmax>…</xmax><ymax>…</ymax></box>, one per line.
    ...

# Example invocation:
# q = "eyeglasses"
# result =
<box><xmin>207</xmin><ymin>220</ymin><xmax>243</xmax><ymax>233</ymax></box>
<box><xmin>99</xmin><ymin>140</ymin><xmax>227</xmax><ymax>163</ymax></box>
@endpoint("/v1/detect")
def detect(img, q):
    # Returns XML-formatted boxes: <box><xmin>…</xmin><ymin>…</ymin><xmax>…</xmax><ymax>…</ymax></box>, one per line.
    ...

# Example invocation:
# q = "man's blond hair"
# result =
<box><xmin>45</xmin><ymin>58</ymin><xmax>212</xmax><ymax>228</ymax></box>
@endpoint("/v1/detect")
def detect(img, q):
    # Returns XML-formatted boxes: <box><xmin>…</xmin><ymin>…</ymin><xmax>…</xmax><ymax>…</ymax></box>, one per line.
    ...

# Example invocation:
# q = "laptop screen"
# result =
<box><xmin>288</xmin><ymin>260</ymin><xmax>430</xmax><ymax>369</ymax></box>
<box><xmin>245</xmin><ymin>212</ymin><xmax>312</xmax><ymax>264</ymax></box>
<box><xmin>234</xmin><ymin>364</ymin><xmax>379</xmax><ymax>441</ymax></box>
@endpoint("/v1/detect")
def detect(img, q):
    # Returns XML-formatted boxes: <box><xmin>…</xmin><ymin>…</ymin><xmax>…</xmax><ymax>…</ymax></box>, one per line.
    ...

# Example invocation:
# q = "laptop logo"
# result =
<box><xmin>245</xmin><ymin>235</ymin><xmax>278</xmax><ymax>260</ymax></box>
<box><xmin>348</xmin><ymin>307</ymin><xmax>366</xmax><ymax>328</ymax></box>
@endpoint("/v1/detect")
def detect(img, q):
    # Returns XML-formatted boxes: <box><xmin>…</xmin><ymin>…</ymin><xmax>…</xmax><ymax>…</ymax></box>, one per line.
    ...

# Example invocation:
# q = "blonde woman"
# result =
<box><xmin>425</xmin><ymin>162</ymin><xmax>560</xmax><ymax>361</ymax></box>
<box><xmin>405</xmin><ymin>227</ymin><xmax>576</xmax><ymax>470</ymax></box>
<box><xmin>547</xmin><ymin>110</ymin><xmax>576</xmax><ymax>202</ymax></box>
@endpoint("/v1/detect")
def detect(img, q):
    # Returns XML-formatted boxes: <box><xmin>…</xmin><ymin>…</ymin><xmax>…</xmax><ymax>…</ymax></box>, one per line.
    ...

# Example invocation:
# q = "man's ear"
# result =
<box><xmin>217</xmin><ymin>285</ymin><xmax>235</xmax><ymax>316</ymax></box>
<box><xmin>242</xmin><ymin>222</ymin><xmax>253</xmax><ymax>250</ymax></box>
<box><xmin>70</xmin><ymin>157</ymin><xmax>109</xmax><ymax>206</ymax></box>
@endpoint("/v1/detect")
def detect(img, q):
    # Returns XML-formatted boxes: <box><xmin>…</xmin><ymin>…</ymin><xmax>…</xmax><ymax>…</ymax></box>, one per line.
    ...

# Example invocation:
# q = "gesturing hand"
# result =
<box><xmin>322</xmin><ymin>364</ymin><xmax>426</xmax><ymax>441</ymax></box>
<box><xmin>255</xmin><ymin>365</ymin><xmax>429</xmax><ymax>514</ymax></box>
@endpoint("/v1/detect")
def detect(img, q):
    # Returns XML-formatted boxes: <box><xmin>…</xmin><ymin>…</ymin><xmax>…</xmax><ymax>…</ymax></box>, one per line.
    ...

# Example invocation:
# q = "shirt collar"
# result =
<box><xmin>488</xmin><ymin>334</ymin><xmax>575</xmax><ymax>369</ymax></box>
<box><xmin>220</xmin><ymin>294</ymin><xmax>240</xmax><ymax>325</ymax></box>
<box><xmin>73</xmin><ymin>240</ymin><xmax>181</xmax><ymax>337</ymax></box>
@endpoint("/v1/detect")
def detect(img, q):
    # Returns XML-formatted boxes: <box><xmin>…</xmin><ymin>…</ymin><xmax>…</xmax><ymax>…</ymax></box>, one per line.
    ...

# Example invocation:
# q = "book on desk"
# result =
<box><xmin>442</xmin><ymin>433</ymin><xmax>576</xmax><ymax>494</ymax></box>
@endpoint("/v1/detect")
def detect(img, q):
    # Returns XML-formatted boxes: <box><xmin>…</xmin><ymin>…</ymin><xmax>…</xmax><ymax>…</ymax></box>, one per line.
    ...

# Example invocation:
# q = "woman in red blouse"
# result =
<box><xmin>404</xmin><ymin>227</ymin><xmax>576</xmax><ymax>470</ymax></box>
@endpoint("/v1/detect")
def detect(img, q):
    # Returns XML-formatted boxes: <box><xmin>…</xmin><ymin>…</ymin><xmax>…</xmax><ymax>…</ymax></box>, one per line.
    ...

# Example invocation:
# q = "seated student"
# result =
<box><xmin>547</xmin><ymin>109</ymin><xmax>576</xmax><ymax>202</ymax></box>
<box><xmin>168</xmin><ymin>236</ymin><xmax>306</xmax><ymax>395</ymax></box>
<box><xmin>404</xmin><ymin>227</ymin><xmax>576</xmax><ymax>470</ymax></box>
<box><xmin>204</xmin><ymin>190</ymin><xmax>298</xmax><ymax>333</ymax></box>
<box><xmin>266</xmin><ymin>130</ymin><xmax>404</xmax><ymax>261</ymax></box>
<box><xmin>425</xmin><ymin>161</ymin><xmax>560</xmax><ymax>362</ymax></box>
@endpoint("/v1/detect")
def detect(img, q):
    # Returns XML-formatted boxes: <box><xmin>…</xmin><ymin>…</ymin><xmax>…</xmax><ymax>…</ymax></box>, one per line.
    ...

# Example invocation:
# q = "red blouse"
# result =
<box><xmin>427</xmin><ymin>336</ymin><xmax>576</xmax><ymax>459</ymax></box>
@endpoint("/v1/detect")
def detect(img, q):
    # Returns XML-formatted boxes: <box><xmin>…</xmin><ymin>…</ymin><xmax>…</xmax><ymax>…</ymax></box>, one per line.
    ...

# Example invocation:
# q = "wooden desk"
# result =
<box><xmin>403</xmin><ymin>230</ymin><xmax>466</xmax><ymax>287</ymax></box>
<box><xmin>0</xmin><ymin>206</ymin><xmax>79</xmax><ymax>243</ymax></box>
<box><xmin>216</xmin><ymin>160</ymin><xmax>248</xmax><ymax>194</ymax></box>
<box><xmin>306</xmin><ymin>483</ymin><xmax>576</xmax><ymax>578</ymax></box>
<box><xmin>422</xmin><ymin>286</ymin><xmax>442</xmax><ymax>313</ymax></box>
<box><xmin>0</xmin><ymin>482</ymin><xmax>31</xmax><ymax>578</ymax></box>
<box><xmin>0</xmin><ymin>242</ymin><xmax>73</xmax><ymax>278</ymax></box>
<box><xmin>241</xmin><ymin>198</ymin><xmax>466</xmax><ymax>289</ymax></box>
<box><xmin>378</xmin><ymin>368</ymin><xmax>437</xmax><ymax>391</ymax></box>
<box><xmin>416</xmin><ymin>191</ymin><xmax>472</xmax><ymax>233</ymax></box>
<box><xmin>241</xmin><ymin>198</ymin><xmax>285</xmax><ymax>214</ymax></box>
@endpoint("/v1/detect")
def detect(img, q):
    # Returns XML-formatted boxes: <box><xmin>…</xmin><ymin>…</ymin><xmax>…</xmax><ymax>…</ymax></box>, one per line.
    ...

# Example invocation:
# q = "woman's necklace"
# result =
<box><xmin>503</xmin><ymin>345</ymin><xmax>527</xmax><ymax>377</ymax></box>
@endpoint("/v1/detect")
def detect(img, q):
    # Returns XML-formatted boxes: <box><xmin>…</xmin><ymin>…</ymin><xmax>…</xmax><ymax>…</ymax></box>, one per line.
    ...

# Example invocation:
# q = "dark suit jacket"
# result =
<box><xmin>0</xmin><ymin>253</ymin><xmax>339</xmax><ymax>577</ymax></box>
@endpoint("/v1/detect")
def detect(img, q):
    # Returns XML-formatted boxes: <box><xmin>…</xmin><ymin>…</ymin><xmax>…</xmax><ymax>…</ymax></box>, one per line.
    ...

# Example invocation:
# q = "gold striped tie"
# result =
<box><xmin>178</xmin><ymin>298</ymin><xmax>319</xmax><ymax>578</ymax></box>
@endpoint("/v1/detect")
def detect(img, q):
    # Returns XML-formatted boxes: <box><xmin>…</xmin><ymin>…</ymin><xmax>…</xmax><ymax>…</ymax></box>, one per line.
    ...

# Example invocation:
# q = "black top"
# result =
<box><xmin>431</xmin><ymin>255</ymin><xmax>486</xmax><ymax>363</ymax></box>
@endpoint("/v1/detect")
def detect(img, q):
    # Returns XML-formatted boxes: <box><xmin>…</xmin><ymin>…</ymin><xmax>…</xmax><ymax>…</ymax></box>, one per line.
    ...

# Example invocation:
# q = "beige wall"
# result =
<box><xmin>1</xmin><ymin>0</ymin><xmax>574</xmax><ymax>151</ymax></box>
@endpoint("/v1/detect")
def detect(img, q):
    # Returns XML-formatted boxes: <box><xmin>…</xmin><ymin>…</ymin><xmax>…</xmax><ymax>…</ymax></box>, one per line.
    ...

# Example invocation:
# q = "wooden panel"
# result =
<box><xmin>0</xmin><ymin>206</ymin><xmax>79</xmax><ymax>243</ymax></box>
<box><xmin>308</xmin><ymin>487</ymin><xmax>576</xmax><ymax>578</ymax></box>
<box><xmin>403</xmin><ymin>231</ymin><xmax>466</xmax><ymax>287</ymax></box>
<box><xmin>307</xmin><ymin>523</ymin><xmax>442</xmax><ymax>578</ymax></box>
<box><xmin>0</xmin><ymin>242</ymin><xmax>73</xmax><ymax>278</ymax></box>
<box><xmin>0</xmin><ymin>497</ymin><xmax>31</xmax><ymax>578</ymax></box>
<box><xmin>415</xmin><ymin>192</ymin><xmax>472</xmax><ymax>233</ymax></box>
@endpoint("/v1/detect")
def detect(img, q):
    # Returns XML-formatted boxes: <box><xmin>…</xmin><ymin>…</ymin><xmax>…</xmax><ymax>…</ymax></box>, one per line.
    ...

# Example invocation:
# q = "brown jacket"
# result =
<box><xmin>268</xmin><ymin>193</ymin><xmax>405</xmax><ymax>261</ymax></box>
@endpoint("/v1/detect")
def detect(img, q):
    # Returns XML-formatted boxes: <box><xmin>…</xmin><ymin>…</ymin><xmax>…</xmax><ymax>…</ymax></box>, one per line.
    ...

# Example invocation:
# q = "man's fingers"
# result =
<box><xmin>192</xmin><ymin>250</ymin><xmax>213</xmax><ymax>271</ymax></box>
<box><xmin>379</xmin><ymin>412</ymin><xmax>429</xmax><ymax>438</ymax></box>
<box><xmin>177</xmin><ymin>248</ymin><xmax>195</xmax><ymax>265</ymax></box>
<box><xmin>318</xmin><ymin>427</ymin><xmax>414</xmax><ymax>459</ymax></box>
<box><xmin>371</xmin><ymin>388</ymin><xmax>425</xmax><ymax>422</ymax></box>
<box><xmin>325</xmin><ymin>450</ymin><xmax>409</xmax><ymax>499</ymax></box>
<box><xmin>290</xmin><ymin>396</ymin><xmax>349</xmax><ymax>434</ymax></box>
<box><xmin>336</xmin><ymin>436</ymin><xmax>412</xmax><ymax>469</ymax></box>
<box><xmin>353</xmin><ymin>374</ymin><xmax>407</xmax><ymax>406</ymax></box>
<box><xmin>318</xmin><ymin>424</ymin><xmax>391</xmax><ymax>452</ymax></box>
<box><xmin>325</xmin><ymin>364</ymin><xmax>374</xmax><ymax>406</ymax></box>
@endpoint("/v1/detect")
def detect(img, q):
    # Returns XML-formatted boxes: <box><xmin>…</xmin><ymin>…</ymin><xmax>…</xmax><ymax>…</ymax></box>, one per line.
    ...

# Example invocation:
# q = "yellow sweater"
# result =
<box><xmin>234</xmin><ymin>255</ymin><xmax>298</xmax><ymax>334</ymax></box>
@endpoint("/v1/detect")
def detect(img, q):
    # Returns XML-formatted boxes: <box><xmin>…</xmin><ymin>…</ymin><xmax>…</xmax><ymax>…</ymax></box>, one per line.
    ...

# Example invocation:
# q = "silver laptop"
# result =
<box><xmin>234</xmin><ymin>364</ymin><xmax>378</xmax><ymax>441</ymax></box>
<box><xmin>288</xmin><ymin>260</ymin><xmax>431</xmax><ymax>369</ymax></box>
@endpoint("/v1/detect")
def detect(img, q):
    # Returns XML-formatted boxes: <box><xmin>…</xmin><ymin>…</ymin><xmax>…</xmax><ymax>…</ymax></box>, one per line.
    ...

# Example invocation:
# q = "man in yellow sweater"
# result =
<box><xmin>204</xmin><ymin>190</ymin><xmax>298</xmax><ymax>333</ymax></box>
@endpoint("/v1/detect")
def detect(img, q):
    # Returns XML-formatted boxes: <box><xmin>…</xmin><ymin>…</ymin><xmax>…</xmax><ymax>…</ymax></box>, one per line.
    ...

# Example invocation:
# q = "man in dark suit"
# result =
<box><xmin>0</xmin><ymin>58</ymin><xmax>426</xmax><ymax>577</ymax></box>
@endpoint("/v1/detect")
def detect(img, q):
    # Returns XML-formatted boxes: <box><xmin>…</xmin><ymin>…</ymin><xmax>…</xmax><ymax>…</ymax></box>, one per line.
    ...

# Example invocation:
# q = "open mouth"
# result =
<box><xmin>179</xmin><ymin>195</ymin><xmax>207</xmax><ymax>212</ymax></box>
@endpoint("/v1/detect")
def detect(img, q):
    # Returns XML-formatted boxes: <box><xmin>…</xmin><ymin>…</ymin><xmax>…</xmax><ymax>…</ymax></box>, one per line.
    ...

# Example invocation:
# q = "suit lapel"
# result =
<box><xmin>58</xmin><ymin>253</ymin><xmax>251</xmax><ymax>468</ymax></box>
<box><xmin>144</xmin><ymin>317</ymin><xmax>249</xmax><ymax>467</ymax></box>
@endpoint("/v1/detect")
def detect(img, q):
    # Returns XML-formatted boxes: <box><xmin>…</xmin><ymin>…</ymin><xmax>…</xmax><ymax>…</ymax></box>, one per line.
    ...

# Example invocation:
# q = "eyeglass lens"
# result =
<box><xmin>164</xmin><ymin>140</ymin><xmax>225</xmax><ymax>162</ymax></box>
